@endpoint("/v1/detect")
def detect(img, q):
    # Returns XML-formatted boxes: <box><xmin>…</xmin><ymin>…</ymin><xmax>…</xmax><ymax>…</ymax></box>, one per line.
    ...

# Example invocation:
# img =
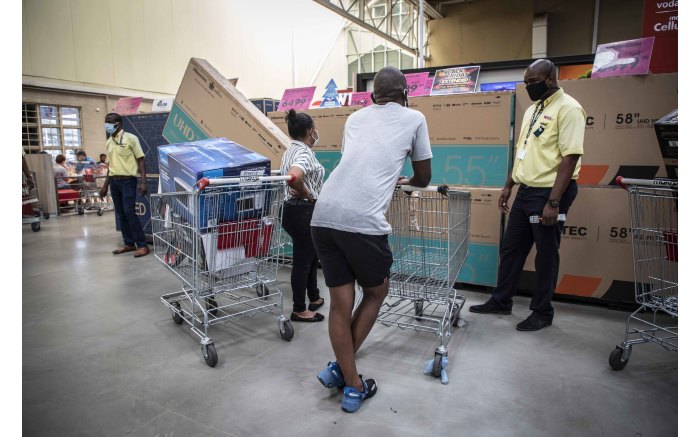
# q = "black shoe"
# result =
<box><xmin>516</xmin><ymin>314</ymin><xmax>552</xmax><ymax>331</ymax></box>
<box><xmin>468</xmin><ymin>300</ymin><xmax>512</xmax><ymax>315</ymax></box>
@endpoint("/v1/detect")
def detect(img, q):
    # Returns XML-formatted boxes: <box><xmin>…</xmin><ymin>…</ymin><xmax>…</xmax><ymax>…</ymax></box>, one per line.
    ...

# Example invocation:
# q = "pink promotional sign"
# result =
<box><xmin>279</xmin><ymin>86</ymin><xmax>316</xmax><ymax>111</ymax></box>
<box><xmin>350</xmin><ymin>92</ymin><xmax>372</xmax><ymax>107</ymax></box>
<box><xmin>113</xmin><ymin>97</ymin><xmax>142</xmax><ymax>115</ymax></box>
<box><xmin>405</xmin><ymin>72</ymin><xmax>430</xmax><ymax>96</ymax></box>
<box><xmin>592</xmin><ymin>37</ymin><xmax>655</xmax><ymax>78</ymax></box>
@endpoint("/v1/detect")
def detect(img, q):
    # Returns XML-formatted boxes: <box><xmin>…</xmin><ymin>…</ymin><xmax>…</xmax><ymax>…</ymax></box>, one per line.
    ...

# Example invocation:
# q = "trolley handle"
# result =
<box><xmin>196</xmin><ymin>174</ymin><xmax>296</xmax><ymax>191</ymax></box>
<box><xmin>616</xmin><ymin>176</ymin><xmax>678</xmax><ymax>190</ymax></box>
<box><xmin>396</xmin><ymin>184</ymin><xmax>449</xmax><ymax>196</ymax></box>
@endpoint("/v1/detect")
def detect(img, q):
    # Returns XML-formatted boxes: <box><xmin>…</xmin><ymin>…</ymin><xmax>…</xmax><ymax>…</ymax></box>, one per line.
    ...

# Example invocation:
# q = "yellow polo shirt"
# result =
<box><xmin>512</xmin><ymin>88</ymin><xmax>586</xmax><ymax>187</ymax></box>
<box><xmin>106</xmin><ymin>131</ymin><xmax>144</xmax><ymax>177</ymax></box>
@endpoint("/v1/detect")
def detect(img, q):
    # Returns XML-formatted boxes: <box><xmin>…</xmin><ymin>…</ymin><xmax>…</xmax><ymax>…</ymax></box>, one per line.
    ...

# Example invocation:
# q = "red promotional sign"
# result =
<box><xmin>113</xmin><ymin>97</ymin><xmax>142</xmax><ymax>115</ymax></box>
<box><xmin>405</xmin><ymin>72</ymin><xmax>430</xmax><ymax>96</ymax></box>
<box><xmin>279</xmin><ymin>86</ymin><xmax>316</xmax><ymax>111</ymax></box>
<box><xmin>349</xmin><ymin>91</ymin><xmax>372</xmax><ymax>107</ymax></box>
<box><xmin>642</xmin><ymin>0</ymin><xmax>678</xmax><ymax>73</ymax></box>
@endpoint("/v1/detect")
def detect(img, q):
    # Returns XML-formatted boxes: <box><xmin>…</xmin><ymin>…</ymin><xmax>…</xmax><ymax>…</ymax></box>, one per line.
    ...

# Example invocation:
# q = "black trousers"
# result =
<box><xmin>281</xmin><ymin>202</ymin><xmax>321</xmax><ymax>313</ymax></box>
<box><xmin>490</xmin><ymin>181</ymin><xmax>578</xmax><ymax>321</ymax></box>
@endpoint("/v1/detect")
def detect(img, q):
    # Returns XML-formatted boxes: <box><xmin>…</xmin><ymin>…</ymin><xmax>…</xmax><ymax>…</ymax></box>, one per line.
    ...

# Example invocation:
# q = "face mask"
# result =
<box><xmin>526</xmin><ymin>64</ymin><xmax>555</xmax><ymax>101</ymax></box>
<box><xmin>311</xmin><ymin>129</ymin><xmax>320</xmax><ymax>146</ymax></box>
<box><xmin>105</xmin><ymin>123</ymin><xmax>117</xmax><ymax>135</ymax></box>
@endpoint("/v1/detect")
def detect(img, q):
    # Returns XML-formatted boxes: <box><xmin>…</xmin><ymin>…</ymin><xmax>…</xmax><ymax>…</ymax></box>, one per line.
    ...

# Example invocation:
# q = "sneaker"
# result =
<box><xmin>341</xmin><ymin>377</ymin><xmax>377</xmax><ymax>413</ymax></box>
<box><xmin>317</xmin><ymin>361</ymin><xmax>345</xmax><ymax>389</ymax></box>
<box><xmin>468</xmin><ymin>299</ymin><xmax>512</xmax><ymax>315</ymax></box>
<box><xmin>516</xmin><ymin>313</ymin><xmax>552</xmax><ymax>331</ymax></box>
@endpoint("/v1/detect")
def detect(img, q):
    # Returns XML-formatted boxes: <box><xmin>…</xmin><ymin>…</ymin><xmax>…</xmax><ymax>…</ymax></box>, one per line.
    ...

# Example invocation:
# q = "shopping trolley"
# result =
<box><xmin>359</xmin><ymin>184</ymin><xmax>470</xmax><ymax>378</ymax></box>
<box><xmin>609</xmin><ymin>177</ymin><xmax>678</xmax><ymax>370</ymax></box>
<box><xmin>151</xmin><ymin>174</ymin><xmax>295</xmax><ymax>367</ymax></box>
<box><xmin>73</xmin><ymin>171</ymin><xmax>113</xmax><ymax>216</ymax></box>
<box><xmin>22</xmin><ymin>171</ymin><xmax>43</xmax><ymax>232</ymax></box>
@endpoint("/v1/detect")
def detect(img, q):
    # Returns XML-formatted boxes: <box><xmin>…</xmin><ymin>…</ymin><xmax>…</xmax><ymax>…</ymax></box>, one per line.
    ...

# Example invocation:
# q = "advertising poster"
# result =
<box><xmin>642</xmin><ymin>0</ymin><xmax>678</xmax><ymax>73</ymax></box>
<box><xmin>480</xmin><ymin>81</ymin><xmax>518</xmax><ymax>92</ymax></box>
<box><xmin>113</xmin><ymin>97</ymin><xmax>143</xmax><ymax>115</ymax></box>
<box><xmin>430</xmin><ymin>66</ymin><xmax>480</xmax><ymax>96</ymax></box>
<box><xmin>592</xmin><ymin>37</ymin><xmax>655</xmax><ymax>78</ymax></box>
<box><xmin>405</xmin><ymin>72</ymin><xmax>430</xmax><ymax>96</ymax></box>
<box><xmin>279</xmin><ymin>86</ymin><xmax>315</xmax><ymax>111</ymax></box>
<box><xmin>350</xmin><ymin>92</ymin><xmax>372</xmax><ymax>107</ymax></box>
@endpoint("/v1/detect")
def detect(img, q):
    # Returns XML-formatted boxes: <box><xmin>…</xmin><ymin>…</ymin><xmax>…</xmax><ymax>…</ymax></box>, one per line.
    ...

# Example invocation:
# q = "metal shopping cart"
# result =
<box><xmin>73</xmin><ymin>171</ymin><xmax>113</xmax><ymax>216</ymax></box>
<box><xmin>151</xmin><ymin>175</ymin><xmax>295</xmax><ymax>367</ymax></box>
<box><xmin>359</xmin><ymin>184</ymin><xmax>470</xmax><ymax>378</ymax></box>
<box><xmin>22</xmin><ymin>171</ymin><xmax>43</xmax><ymax>232</ymax></box>
<box><xmin>609</xmin><ymin>177</ymin><xmax>678</xmax><ymax>370</ymax></box>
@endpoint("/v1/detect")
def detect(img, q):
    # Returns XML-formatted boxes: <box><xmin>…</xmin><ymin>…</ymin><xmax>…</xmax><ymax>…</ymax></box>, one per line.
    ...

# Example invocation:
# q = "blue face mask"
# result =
<box><xmin>105</xmin><ymin>123</ymin><xmax>117</xmax><ymax>135</ymax></box>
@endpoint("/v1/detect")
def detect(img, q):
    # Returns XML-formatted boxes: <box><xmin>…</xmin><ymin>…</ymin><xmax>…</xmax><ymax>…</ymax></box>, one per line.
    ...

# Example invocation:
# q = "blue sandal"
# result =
<box><xmin>317</xmin><ymin>361</ymin><xmax>345</xmax><ymax>388</ymax></box>
<box><xmin>341</xmin><ymin>377</ymin><xmax>378</xmax><ymax>413</ymax></box>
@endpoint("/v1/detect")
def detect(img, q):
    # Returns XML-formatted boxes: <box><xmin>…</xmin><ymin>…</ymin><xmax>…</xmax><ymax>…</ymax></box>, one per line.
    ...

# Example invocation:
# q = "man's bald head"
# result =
<box><xmin>524</xmin><ymin>59</ymin><xmax>558</xmax><ymax>87</ymax></box>
<box><xmin>373</xmin><ymin>66</ymin><xmax>408</xmax><ymax>105</ymax></box>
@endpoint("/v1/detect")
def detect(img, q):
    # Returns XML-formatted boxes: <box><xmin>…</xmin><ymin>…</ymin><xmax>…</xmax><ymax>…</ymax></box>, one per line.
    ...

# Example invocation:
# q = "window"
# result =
<box><xmin>22</xmin><ymin>103</ymin><xmax>82</xmax><ymax>157</ymax></box>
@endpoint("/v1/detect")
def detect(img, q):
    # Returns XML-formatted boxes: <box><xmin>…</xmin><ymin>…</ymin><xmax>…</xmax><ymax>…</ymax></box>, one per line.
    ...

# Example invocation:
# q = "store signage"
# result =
<box><xmin>430</xmin><ymin>66</ymin><xmax>480</xmax><ymax>96</ymax></box>
<box><xmin>151</xmin><ymin>97</ymin><xmax>174</xmax><ymax>112</ymax></box>
<box><xmin>480</xmin><ymin>81</ymin><xmax>518</xmax><ymax>92</ymax></box>
<box><xmin>279</xmin><ymin>86</ymin><xmax>315</xmax><ymax>111</ymax></box>
<box><xmin>592</xmin><ymin>37</ymin><xmax>655</xmax><ymax>78</ymax></box>
<box><xmin>405</xmin><ymin>72</ymin><xmax>430</xmax><ymax>96</ymax></box>
<box><xmin>642</xmin><ymin>0</ymin><xmax>678</xmax><ymax>73</ymax></box>
<box><xmin>113</xmin><ymin>97</ymin><xmax>142</xmax><ymax>115</ymax></box>
<box><xmin>350</xmin><ymin>92</ymin><xmax>372</xmax><ymax>107</ymax></box>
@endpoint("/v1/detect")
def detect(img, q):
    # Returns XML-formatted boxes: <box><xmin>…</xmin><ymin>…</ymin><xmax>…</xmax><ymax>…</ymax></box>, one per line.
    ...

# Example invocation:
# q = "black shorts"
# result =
<box><xmin>310</xmin><ymin>226</ymin><xmax>393</xmax><ymax>288</ymax></box>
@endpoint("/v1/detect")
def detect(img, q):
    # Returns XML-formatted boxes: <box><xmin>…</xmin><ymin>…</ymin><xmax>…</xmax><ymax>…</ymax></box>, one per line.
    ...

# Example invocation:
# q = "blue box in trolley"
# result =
<box><xmin>160</xmin><ymin>138</ymin><xmax>271</xmax><ymax>228</ymax></box>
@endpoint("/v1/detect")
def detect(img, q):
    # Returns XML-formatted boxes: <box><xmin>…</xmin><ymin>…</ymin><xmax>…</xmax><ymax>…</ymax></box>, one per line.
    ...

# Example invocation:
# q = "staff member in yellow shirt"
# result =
<box><xmin>469</xmin><ymin>59</ymin><xmax>585</xmax><ymax>331</ymax></box>
<box><xmin>99</xmin><ymin>112</ymin><xmax>150</xmax><ymax>258</ymax></box>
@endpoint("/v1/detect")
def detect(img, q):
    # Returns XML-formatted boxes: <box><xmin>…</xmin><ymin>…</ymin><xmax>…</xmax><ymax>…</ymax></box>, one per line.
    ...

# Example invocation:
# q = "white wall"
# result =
<box><xmin>22</xmin><ymin>0</ymin><xmax>350</xmax><ymax>99</ymax></box>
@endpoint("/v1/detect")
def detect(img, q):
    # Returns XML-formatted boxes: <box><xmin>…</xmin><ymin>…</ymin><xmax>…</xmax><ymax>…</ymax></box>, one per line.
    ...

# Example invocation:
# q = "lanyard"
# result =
<box><xmin>523</xmin><ymin>101</ymin><xmax>545</xmax><ymax>146</ymax></box>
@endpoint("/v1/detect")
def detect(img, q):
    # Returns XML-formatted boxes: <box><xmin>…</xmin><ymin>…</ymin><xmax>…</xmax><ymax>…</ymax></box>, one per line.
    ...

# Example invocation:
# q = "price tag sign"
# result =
<box><xmin>405</xmin><ymin>72</ymin><xmax>430</xmax><ymax>97</ymax></box>
<box><xmin>349</xmin><ymin>92</ymin><xmax>372</xmax><ymax>107</ymax></box>
<box><xmin>279</xmin><ymin>86</ymin><xmax>316</xmax><ymax>111</ymax></box>
<box><xmin>113</xmin><ymin>97</ymin><xmax>143</xmax><ymax>115</ymax></box>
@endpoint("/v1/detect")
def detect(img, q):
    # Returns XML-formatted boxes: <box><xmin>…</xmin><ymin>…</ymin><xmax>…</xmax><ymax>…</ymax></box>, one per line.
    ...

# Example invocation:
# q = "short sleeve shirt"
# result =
<box><xmin>106</xmin><ymin>131</ymin><xmax>144</xmax><ymax>177</ymax></box>
<box><xmin>53</xmin><ymin>164</ymin><xmax>69</xmax><ymax>189</ymax></box>
<box><xmin>280</xmin><ymin>140</ymin><xmax>326</xmax><ymax>200</ymax></box>
<box><xmin>512</xmin><ymin>88</ymin><xmax>586</xmax><ymax>187</ymax></box>
<box><xmin>311</xmin><ymin>103</ymin><xmax>433</xmax><ymax>235</ymax></box>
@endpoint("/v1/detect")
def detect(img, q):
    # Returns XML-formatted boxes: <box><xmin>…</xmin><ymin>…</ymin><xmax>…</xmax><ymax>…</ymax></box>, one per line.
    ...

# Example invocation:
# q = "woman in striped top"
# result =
<box><xmin>281</xmin><ymin>110</ymin><xmax>326</xmax><ymax>323</ymax></box>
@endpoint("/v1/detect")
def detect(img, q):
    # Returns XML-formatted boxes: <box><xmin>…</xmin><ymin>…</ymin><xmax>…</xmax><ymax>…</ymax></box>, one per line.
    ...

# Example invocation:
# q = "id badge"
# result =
<box><xmin>516</xmin><ymin>149</ymin><xmax>527</xmax><ymax>160</ymax></box>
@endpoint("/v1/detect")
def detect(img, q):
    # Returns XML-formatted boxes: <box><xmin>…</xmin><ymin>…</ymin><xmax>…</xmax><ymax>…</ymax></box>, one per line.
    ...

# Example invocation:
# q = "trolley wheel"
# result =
<box><xmin>97</xmin><ymin>208</ymin><xmax>104</xmax><ymax>217</ymax></box>
<box><xmin>450</xmin><ymin>306</ymin><xmax>461</xmax><ymax>327</ymax></box>
<box><xmin>205</xmin><ymin>297</ymin><xmax>218</xmax><ymax>317</ymax></box>
<box><xmin>171</xmin><ymin>301</ymin><xmax>184</xmax><ymax>324</ymax></box>
<box><xmin>43</xmin><ymin>213</ymin><xmax>50</xmax><ymax>219</ymax></box>
<box><xmin>77</xmin><ymin>207</ymin><xmax>85</xmax><ymax>215</ymax></box>
<box><xmin>414</xmin><ymin>300</ymin><xmax>424</xmax><ymax>321</ymax></box>
<box><xmin>432</xmin><ymin>352</ymin><xmax>443</xmax><ymax>378</ymax></box>
<box><xmin>256</xmin><ymin>283</ymin><xmax>270</xmax><ymax>299</ymax></box>
<box><xmin>201</xmin><ymin>343</ymin><xmax>218</xmax><ymax>367</ymax></box>
<box><xmin>280</xmin><ymin>320</ymin><xmax>294</xmax><ymax>341</ymax></box>
<box><xmin>31</xmin><ymin>222</ymin><xmax>41</xmax><ymax>232</ymax></box>
<box><xmin>609</xmin><ymin>346</ymin><xmax>630</xmax><ymax>371</ymax></box>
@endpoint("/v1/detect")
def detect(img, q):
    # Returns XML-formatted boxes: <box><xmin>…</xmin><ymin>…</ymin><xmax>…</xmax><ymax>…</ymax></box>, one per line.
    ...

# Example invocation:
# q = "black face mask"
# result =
<box><xmin>525</xmin><ymin>64</ymin><xmax>554</xmax><ymax>101</ymax></box>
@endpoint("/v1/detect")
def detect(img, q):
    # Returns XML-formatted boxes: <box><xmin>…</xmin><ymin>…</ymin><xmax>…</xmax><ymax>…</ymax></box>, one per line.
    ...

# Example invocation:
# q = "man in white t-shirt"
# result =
<box><xmin>311</xmin><ymin>66</ymin><xmax>433</xmax><ymax>413</ymax></box>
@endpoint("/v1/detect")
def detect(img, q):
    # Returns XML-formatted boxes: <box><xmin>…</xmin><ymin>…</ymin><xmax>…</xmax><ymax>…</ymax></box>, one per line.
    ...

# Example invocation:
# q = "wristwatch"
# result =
<box><xmin>548</xmin><ymin>199</ymin><xmax>560</xmax><ymax>208</ymax></box>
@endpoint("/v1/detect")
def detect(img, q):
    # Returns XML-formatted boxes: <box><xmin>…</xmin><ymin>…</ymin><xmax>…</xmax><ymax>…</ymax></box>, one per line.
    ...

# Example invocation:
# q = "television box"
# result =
<box><xmin>122</xmin><ymin>112</ymin><xmax>170</xmax><ymax>176</ymax></box>
<box><xmin>654</xmin><ymin>109</ymin><xmax>678</xmax><ymax>179</ymax></box>
<box><xmin>158</xmin><ymin>143</ymin><xmax>201</xmax><ymax>193</ymax></box>
<box><xmin>161</xmin><ymin>138</ymin><xmax>271</xmax><ymax>228</ymax></box>
<box><xmin>162</xmin><ymin>58</ymin><xmax>290</xmax><ymax>168</ymax></box>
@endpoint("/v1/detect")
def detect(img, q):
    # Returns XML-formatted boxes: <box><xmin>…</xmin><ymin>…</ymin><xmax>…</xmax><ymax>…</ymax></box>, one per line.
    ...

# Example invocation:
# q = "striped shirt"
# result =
<box><xmin>280</xmin><ymin>140</ymin><xmax>325</xmax><ymax>200</ymax></box>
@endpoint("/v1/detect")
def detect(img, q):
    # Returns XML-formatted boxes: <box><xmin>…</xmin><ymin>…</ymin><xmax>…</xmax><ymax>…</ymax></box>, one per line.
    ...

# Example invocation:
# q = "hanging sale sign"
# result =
<box><xmin>430</xmin><ymin>66</ymin><xmax>480</xmax><ymax>96</ymax></box>
<box><xmin>405</xmin><ymin>72</ymin><xmax>430</xmax><ymax>96</ymax></box>
<box><xmin>279</xmin><ymin>86</ymin><xmax>316</xmax><ymax>111</ymax></box>
<box><xmin>350</xmin><ymin>92</ymin><xmax>372</xmax><ymax>107</ymax></box>
<box><xmin>591</xmin><ymin>37</ymin><xmax>655</xmax><ymax>78</ymax></box>
<box><xmin>642</xmin><ymin>0</ymin><xmax>678</xmax><ymax>73</ymax></box>
<box><xmin>113</xmin><ymin>97</ymin><xmax>143</xmax><ymax>115</ymax></box>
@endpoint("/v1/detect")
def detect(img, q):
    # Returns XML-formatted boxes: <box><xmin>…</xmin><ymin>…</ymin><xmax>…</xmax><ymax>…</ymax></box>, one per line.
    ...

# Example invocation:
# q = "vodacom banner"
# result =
<box><xmin>642</xmin><ymin>0</ymin><xmax>678</xmax><ymax>73</ymax></box>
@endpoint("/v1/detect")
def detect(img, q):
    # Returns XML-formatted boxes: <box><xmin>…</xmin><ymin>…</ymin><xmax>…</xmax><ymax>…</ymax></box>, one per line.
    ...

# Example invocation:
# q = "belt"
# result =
<box><xmin>520</xmin><ymin>180</ymin><xmax>576</xmax><ymax>189</ymax></box>
<box><xmin>110</xmin><ymin>175</ymin><xmax>137</xmax><ymax>180</ymax></box>
<box><xmin>285</xmin><ymin>198</ymin><xmax>316</xmax><ymax>205</ymax></box>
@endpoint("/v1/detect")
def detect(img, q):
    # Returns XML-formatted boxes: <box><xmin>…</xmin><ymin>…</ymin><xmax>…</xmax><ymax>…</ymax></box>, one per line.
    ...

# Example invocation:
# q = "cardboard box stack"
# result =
<box><xmin>163</xmin><ymin>58</ymin><xmax>290</xmax><ymax>168</ymax></box>
<box><xmin>268</xmin><ymin>92</ymin><xmax>515</xmax><ymax>287</ymax></box>
<box><xmin>514</xmin><ymin>74</ymin><xmax>678</xmax><ymax>303</ymax></box>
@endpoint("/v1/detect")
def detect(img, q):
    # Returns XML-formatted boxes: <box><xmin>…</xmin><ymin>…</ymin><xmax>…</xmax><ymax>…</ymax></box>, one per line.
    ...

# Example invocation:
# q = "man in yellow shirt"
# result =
<box><xmin>469</xmin><ymin>59</ymin><xmax>585</xmax><ymax>331</ymax></box>
<box><xmin>99</xmin><ymin>112</ymin><xmax>150</xmax><ymax>258</ymax></box>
